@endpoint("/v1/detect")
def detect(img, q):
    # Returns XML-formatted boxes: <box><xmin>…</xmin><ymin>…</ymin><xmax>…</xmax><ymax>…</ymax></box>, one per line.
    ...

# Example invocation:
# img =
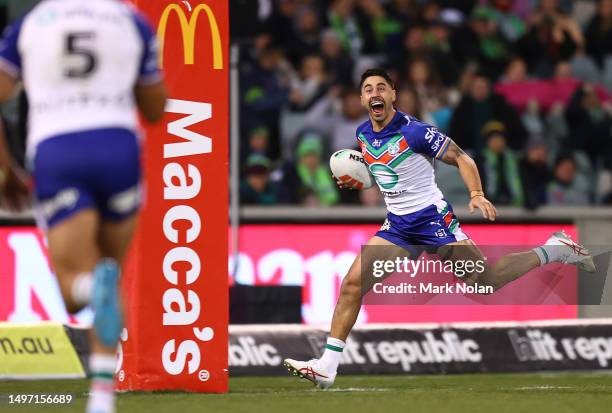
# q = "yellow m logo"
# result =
<box><xmin>157</xmin><ymin>3</ymin><xmax>223</xmax><ymax>69</ymax></box>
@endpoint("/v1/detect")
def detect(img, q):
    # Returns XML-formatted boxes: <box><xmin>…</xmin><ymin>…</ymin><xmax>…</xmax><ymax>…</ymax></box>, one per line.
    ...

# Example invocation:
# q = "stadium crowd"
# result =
<box><xmin>233</xmin><ymin>0</ymin><xmax>612</xmax><ymax>208</ymax></box>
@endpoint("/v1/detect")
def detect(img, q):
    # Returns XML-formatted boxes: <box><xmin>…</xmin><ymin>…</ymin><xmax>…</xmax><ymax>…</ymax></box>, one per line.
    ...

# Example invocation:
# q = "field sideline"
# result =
<box><xmin>2</xmin><ymin>373</ymin><xmax>612</xmax><ymax>413</ymax></box>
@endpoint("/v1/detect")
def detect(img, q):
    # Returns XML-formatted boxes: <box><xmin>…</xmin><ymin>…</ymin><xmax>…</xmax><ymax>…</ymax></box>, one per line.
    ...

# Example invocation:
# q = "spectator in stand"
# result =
<box><xmin>520</xmin><ymin>139</ymin><xmax>553</xmax><ymax>209</ymax></box>
<box><xmin>487</xmin><ymin>0</ymin><xmax>527</xmax><ymax>43</ymax></box>
<box><xmin>387</xmin><ymin>26</ymin><xmax>430</xmax><ymax>72</ymax></box>
<box><xmin>405</xmin><ymin>57</ymin><xmax>447</xmax><ymax>112</ymax></box>
<box><xmin>263</xmin><ymin>0</ymin><xmax>300</xmax><ymax>53</ymax></box>
<box><xmin>325</xmin><ymin>0</ymin><xmax>374</xmax><ymax>59</ymax></box>
<box><xmin>240</xmin><ymin>45</ymin><xmax>291</xmax><ymax>160</ymax></box>
<box><xmin>419</xmin><ymin>0</ymin><xmax>443</xmax><ymax>25</ymax></box>
<box><xmin>395</xmin><ymin>87</ymin><xmax>435</xmax><ymax>125</ymax></box>
<box><xmin>278</xmin><ymin>135</ymin><xmax>339</xmax><ymax>206</ymax></box>
<box><xmin>400</xmin><ymin>20</ymin><xmax>461</xmax><ymax>85</ymax></box>
<box><xmin>495</xmin><ymin>57</ymin><xmax>540</xmax><ymax>113</ymax></box>
<box><xmin>241</xmin><ymin>125</ymin><xmax>270</xmax><ymax>164</ymax></box>
<box><xmin>565</xmin><ymin>82</ymin><xmax>612</xmax><ymax>169</ymax></box>
<box><xmin>320</xmin><ymin>29</ymin><xmax>354</xmax><ymax>87</ymax></box>
<box><xmin>517</xmin><ymin>0</ymin><xmax>584</xmax><ymax>77</ymax></box>
<box><xmin>452</xmin><ymin>6</ymin><xmax>512</xmax><ymax>79</ymax></box>
<box><xmin>357</xmin><ymin>0</ymin><xmax>404</xmax><ymax>55</ymax></box>
<box><xmin>284</xmin><ymin>6</ymin><xmax>322</xmax><ymax>68</ymax></box>
<box><xmin>450</xmin><ymin>73</ymin><xmax>527</xmax><ymax>153</ymax></box>
<box><xmin>240</xmin><ymin>154</ymin><xmax>279</xmax><ymax>205</ymax></box>
<box><xmin>585</xmin><ymin>0</ymin><xmax>612</xmax><ymax>70</ymax></box>
<box><xmin>288</xmin><ymin>54</ymin><xmax>329</xmax><ymax>112</ymax></box>
<box><xmin>425</xmin><ymin>20</ymin><xmax>461</xmax><ymax>86</ymax></box>
<box><xmin>387</xmin><ymin>0</ymin><xmax>419</xmax><ymax>25</ymax></box>
<box><xmin>404</xmin><ymin>57</ymin><xmax>453</xmax><ymax>130</ymax></box>
<box><xmin>547</xmin><ymin>154</ymin><xmax>591</xmax><ymax>205</ymax></box>
<box><xmin>302</xmin><ymin>86</ymin><xmax>368</xmax><ymax>152</ymax></box>
<box><xmin>497</xmin><ymin>58</ymin><xmax>611</xmax><ymax>115</ymax></box>
<box><xmin>479</xmin><ymin>121</ymin><xmax>524</xmax><ymax>206</ymax></box>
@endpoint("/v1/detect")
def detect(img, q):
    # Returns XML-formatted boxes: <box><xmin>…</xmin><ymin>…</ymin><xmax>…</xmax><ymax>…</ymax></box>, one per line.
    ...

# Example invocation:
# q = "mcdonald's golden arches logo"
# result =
<box><xmin>157</xmin><ymin>3</ymin><xmax>223</xmax><ymax>69</ymax></box>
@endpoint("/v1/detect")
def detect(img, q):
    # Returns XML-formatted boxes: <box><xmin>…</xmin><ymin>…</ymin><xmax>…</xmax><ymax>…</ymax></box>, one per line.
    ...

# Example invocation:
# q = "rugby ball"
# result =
<box><xmin>329</xmin><ymin>149</ymin><xmax>375</xmax><ymax>189</ymax></box>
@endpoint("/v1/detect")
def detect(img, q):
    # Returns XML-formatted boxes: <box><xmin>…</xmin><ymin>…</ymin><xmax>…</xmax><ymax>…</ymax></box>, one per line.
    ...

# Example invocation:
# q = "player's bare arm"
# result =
<box><xmin>439</xmin><ymin>139</ymin><xmax>498</xmax><ymax>221</ymax></box>
<box><xmin>135</xmin><ymin>81</ymin><xmax>167</xmax><ymax>123</ymax></box>
<box><xmin>0</xmin><ymin>70</ymin><xmax>17</xmax><ymax>103</ymax></box>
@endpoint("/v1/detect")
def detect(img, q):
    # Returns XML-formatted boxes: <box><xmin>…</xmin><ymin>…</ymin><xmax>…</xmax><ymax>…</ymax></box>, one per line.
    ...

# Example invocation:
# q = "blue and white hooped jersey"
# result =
<box><xmin>356</xmin><ymin>110</ymin><xmax>451</xmax><ymax>215</ymax></box>
<box><xmin>0</xmin><ymin>0</ymin><xmax>162</xmax><ymax>159</ymax></box>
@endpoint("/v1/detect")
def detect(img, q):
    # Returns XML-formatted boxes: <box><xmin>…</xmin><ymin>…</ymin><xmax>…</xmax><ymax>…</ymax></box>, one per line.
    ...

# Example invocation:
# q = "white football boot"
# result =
<box><xmin>283</xmin><ymin>358</ymin><xmax>336</xmax><ymax>389</ymax></box>
<box><xmin>544</xmin><ymin>230</ymin><xmax>596</xmax><ymax>273</ymax></box>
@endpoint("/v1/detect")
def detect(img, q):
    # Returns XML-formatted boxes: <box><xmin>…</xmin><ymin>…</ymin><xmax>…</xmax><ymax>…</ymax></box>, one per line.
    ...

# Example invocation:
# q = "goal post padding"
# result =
<box><xmin>117</xmin><ymin>0</ymin><xmax>229</xmax><ymax>393</ymax></box>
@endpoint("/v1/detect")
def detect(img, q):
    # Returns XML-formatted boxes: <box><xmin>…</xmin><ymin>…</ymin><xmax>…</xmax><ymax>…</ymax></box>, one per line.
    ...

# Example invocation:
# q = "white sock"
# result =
<box><xmin>71</xmin><ymin>273</ymin><xmax>93</xmax><ymax>306</ymax></box>
<box><xmin>86</xmin><ymin>353</ymin><xmax>116</xmax><ymax>413</ymax></box>
<box><xmin>533</xmin><ymin>245</ymin><xmax>564</xmax><ymax>266</ymax></box>
<box><xmin>318</xmin><ymin>337</ymin><xmax>345</xmax><ymax>373</ymax></box>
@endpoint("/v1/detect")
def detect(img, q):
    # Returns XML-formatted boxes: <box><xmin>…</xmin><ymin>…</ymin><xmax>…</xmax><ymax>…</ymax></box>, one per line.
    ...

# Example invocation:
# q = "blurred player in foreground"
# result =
<box><xmin>284</xmin><ymin>68</ymin><xmax>595</xmax><ymax>389</ymax></box>
<box><xmin>0</xmin><ymin>1</ymin><xmax>166</xmax><ymax>412</ymax></box>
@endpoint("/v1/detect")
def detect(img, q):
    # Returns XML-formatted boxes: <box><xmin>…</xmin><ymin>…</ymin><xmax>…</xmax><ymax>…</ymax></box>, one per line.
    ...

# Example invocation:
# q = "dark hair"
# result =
<box><xmin>554</xmin><ymin>153</ymin><xmax>576</xmax><ymax>168</ymax></box>
<box><xmin>359</xmin><ymin>68</ymin><xmax>394</xmax><ymax>90</ymax></box>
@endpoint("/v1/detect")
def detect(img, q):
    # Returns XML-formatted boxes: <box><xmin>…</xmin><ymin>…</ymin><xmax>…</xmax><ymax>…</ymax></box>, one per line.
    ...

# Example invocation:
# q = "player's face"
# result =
<box><xmin>360</xmin><ymin>76</ymin><xmax>396</xmax><ymax>124</ymax></box>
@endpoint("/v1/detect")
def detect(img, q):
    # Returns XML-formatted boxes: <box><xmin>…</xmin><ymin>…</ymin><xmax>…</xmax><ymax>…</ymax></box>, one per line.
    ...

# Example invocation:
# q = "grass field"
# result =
<box><xmin>2</xmin><ymin>373</ymin><xmax>612</xmax><ymax>413</ymax></box>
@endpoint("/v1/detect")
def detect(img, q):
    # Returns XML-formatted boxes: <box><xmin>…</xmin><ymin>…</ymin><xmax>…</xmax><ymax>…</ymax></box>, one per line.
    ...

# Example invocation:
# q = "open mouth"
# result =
<box><xmin>370</xmin><ymin>99</ymin><xmax>385</xmax><ymax>116</ymax></box>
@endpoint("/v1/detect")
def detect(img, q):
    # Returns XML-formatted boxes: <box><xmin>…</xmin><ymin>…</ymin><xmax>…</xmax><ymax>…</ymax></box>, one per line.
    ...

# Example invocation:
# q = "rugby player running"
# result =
<box><xmin>0</xmin><ymin>1</ymin><xmax>166</xmax><ymax>412</ymax></box>
<box><xmin>284</xmin><ymin>68</ymin><xmax>595</xmax><ymax>389</ymax></box>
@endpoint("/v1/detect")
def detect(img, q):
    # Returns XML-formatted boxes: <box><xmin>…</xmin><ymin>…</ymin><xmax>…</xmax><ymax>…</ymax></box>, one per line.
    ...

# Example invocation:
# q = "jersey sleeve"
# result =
<box><xmin>404</xmin><ymin>121</ymin><xmax>451</xmax><ymax>159</ymax></box>
<box><xmin>0</xmin><ymin>17</ymin><xmax>25</xmax><ymax>79</ymax></box>
<box><xmin>129</xmin><ymin>10</ymin><xmax>162</xmax><ymax>85</ymax></box>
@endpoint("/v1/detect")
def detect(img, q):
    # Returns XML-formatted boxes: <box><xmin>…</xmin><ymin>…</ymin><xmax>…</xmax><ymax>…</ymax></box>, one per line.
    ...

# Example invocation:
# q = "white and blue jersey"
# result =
<box><xmin>0</xmin><ymin>0</ymin><xmax>162</xmax><ymax>227</ymax></box>
<box><xmin>357</xmin><ymin>110</ymin><xmax>468</xmax><ymax>248</ymax></box>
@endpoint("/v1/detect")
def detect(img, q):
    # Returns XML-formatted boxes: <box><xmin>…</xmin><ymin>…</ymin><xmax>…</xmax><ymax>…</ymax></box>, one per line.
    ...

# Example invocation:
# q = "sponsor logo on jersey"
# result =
<box><xmin>372</xmin><ymin>139</ymin><xmax>382</xmax><ymax>148</ymax></box>
<box><xmin>157</xmin><ymin>4</ymin><xmax>223</xmax><ymax>68</ymax></box>
<box><xmin>424</xmin><ymin>127</ymin><xmax>446</xmax><ymax>153</ymax></box>
<box><xmin>387</xmin><ymin>141</ymin><xmax>400</xmax><ymax>155</ymax></box>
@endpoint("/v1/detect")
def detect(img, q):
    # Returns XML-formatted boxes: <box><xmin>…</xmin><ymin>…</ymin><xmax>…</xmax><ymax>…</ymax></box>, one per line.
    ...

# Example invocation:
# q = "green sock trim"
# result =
<box><xmin>91</xmin><ymin>371</ymin><xmax>114</xmax><ymax>380</ymax></box>
<box><xmin>539</xmin><ymin>247</ymin><xmax>549</xmax><ymax>265</ymax></box>
<box><xmin>325</xmin><ymin>343</ymin><xmax>344</xmax><ymax>352</ymax></box>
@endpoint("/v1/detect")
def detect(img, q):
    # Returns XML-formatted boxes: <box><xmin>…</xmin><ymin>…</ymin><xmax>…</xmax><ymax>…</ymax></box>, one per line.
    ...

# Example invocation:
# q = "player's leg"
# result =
<box><xmin>329</xmin><ymin>235</ymin><xmax>404</xmax><ymax>341</ymax></box>
<box><xmin>98</xmin><ymin>214</ymin><xmax>138</xmax><ymax>263</ymax></box>
<box><xmin>46</xmin><ymin>209</ymin><xmax>101</xmax><ymax>313</ymax></box>
<box><xmin>284</xmin><ymin>234</ymin><xmax>405</xmax><ymax>388</ymax></box>
<box><xmin>89</xmin><ymin>212</ymin><xmax>139</xmax><ymax>352</ymax></box>
<box><xmin>440</xmin><ymin>231</ymin><xmax>595</xmax><ymax>291</ymax></box>
<box><xmin>87</xmin><ymin>213</ymin><xmax>138</xmax><ymax>353</ymax></box>
<box><xmin>438</xmin><ymin>239</ymin><xmax>540</xmax><ymax>290</ymax></box>
<box><xmin>84</xmin><ymin>130</ymin><xmax>141</xmax><ymax>413</ymax></box>
<box><xmin>42</xmin><ymin>207</ymin><xmax>118</xmax><ymax>413</ymax></box>
<box><xmin>418</xmin><ymin>199</ymin><xmax>595</xmax><ymax>291</ymax></box>
<box><xmin>84</xmin><ymin>214</ymin><xmax>138</xmax><ymax>413</ymax></box>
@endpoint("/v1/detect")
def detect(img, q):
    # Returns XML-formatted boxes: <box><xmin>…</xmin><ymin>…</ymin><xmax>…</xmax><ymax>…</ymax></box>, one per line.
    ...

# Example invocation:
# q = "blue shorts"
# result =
<box><xmin>375</xmin><ymin>199</ymin><xmax>468</xmax><ymax>252</ymax></box>
<box><xmin>33</xmin><ymin>128</ymin><xmax>141</xmax><ymax>229</ymax></box>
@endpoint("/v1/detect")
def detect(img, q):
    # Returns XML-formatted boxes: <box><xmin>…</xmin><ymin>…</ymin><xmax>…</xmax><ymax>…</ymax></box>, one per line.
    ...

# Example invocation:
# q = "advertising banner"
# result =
<box><xmin>0</xmin><ymin>322</ymin><xmax>85</xmax><ymax>379</ymax></box>
<box><xmin>1</xmin><ymin>225</ymin><xmax>578</xmax><ymax>328</ymax></box>
<box><xmin>231</xmin><ymin>224</ymin><xmax>579</xmax><ymax>323</ymax></box>
<box><xmin>118</xmin><ymin>0</ymin><xmax>229</xmax><ymax>392</ymax></box>
<box><xmin>229</xmin><ymin>320</ymin><xmax>612</xmax><ymax>376</ymax></box>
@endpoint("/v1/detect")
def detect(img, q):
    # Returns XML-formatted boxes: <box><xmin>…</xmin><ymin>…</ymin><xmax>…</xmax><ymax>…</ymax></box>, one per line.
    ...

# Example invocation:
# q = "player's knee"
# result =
<box><xmin>55</xmin><ymin>271</ymin><xmax>87</xmax><ymax>314</ymax></box>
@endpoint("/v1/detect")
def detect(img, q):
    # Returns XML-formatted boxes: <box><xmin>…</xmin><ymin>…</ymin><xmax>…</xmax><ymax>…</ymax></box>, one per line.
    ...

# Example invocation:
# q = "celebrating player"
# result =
<box><xmin>283</xmin><ymin>68</ymin><xmax>595</xmax><ymax>389</ymax></box>
<box><xmin>0</xmin><ymin>1</ymin><xmax>166</xmax><ymax>412</ymax></box>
